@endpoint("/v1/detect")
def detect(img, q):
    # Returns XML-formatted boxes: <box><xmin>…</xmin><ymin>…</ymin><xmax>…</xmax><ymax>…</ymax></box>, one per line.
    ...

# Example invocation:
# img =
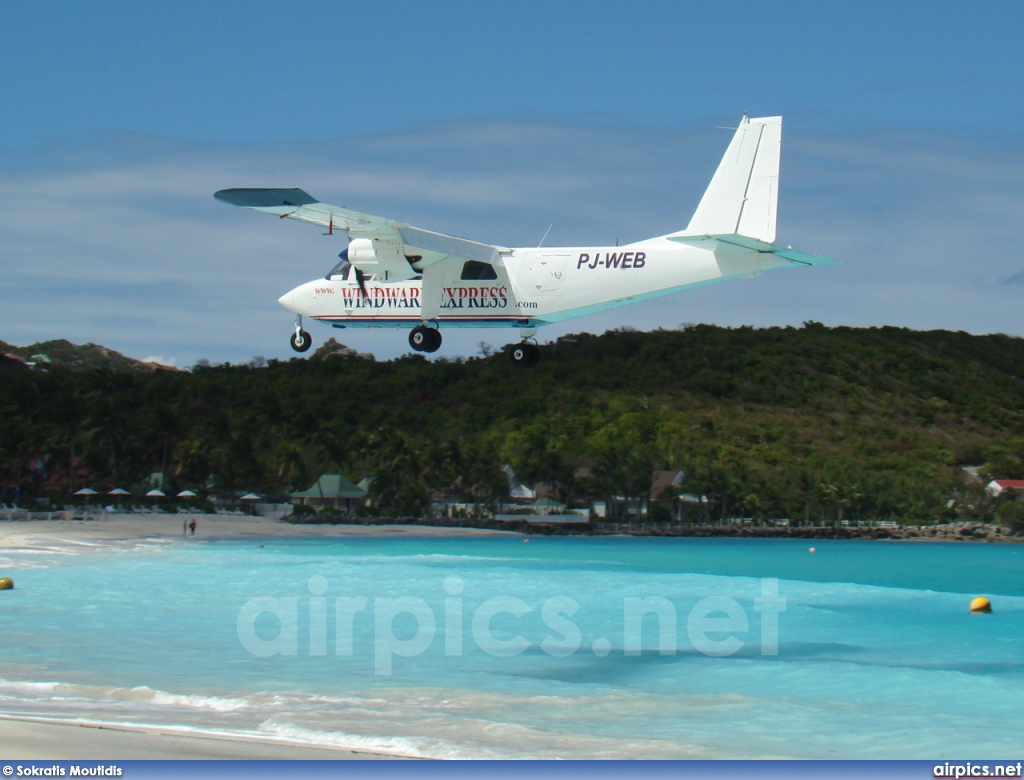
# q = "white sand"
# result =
<box><xmin>0</xmin><ymin>511</ymin><xmax>518</xmax><ymax>549</ymax></box>
<box><xmin>0</xmin><ymin>718</ymin><xmax>406</xmax><ymax>760</ymax></box>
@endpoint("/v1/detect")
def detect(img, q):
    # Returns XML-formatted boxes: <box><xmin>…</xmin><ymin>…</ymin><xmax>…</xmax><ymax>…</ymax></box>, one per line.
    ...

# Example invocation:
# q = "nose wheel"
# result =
<box><xmin>290</xmin><ymin>316</ymin><xmax>312</xmax><ymax>352</ymax></box>
<box><xmin>509</xmin><ymin>342</ymin><xmax>540</xmax><ymax>367</ymax></box>
<box><xmin>409</xmin><ymin>325</ymin><xmax>442</xmax><ymax>353</ymax></box>
<box><xmin>290</xmin><ymin>329</ymin><xmax>312</xmax><ymax>352</ymax></box>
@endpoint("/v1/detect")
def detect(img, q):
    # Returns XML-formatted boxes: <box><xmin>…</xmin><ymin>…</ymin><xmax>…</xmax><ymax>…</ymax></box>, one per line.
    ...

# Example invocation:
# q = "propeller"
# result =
<box><xmin>354</xmin><ymin>267</ymin><xmax>370</xmax><ymax>301</ymax></box>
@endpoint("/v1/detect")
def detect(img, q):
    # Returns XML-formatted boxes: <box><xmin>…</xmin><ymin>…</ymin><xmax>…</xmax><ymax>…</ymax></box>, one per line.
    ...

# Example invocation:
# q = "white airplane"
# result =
<box><xmin>216</xmin><ymin>113</ymin><xmax>836</xmax><ymax>366</ymax></box>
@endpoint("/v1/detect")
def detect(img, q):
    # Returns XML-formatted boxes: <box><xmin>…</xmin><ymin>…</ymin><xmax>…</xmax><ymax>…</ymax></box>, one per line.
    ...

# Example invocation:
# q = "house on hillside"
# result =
<box><xmin>591</xmin><ymin>470</ymin><xmax>705</xmax><ymax>521</ymax></box>
<box><xmin>651</xmin><ymin>470</ymin><xmax>686</xmax><ymax>499</ymax></box>
<box><xmin>986</xmin><ymin>479</ymin><xmax>1024</xmax><ymax>497</ymax></box>
<box><xmin>291</xmin><ymin>474</ymin><xmax>366</xmax><ymax>512</ymax></box>
<box><xmin>502</xmin><ymin>465</ymin><xmax>536</xmax><ymax>502</ymax></box>
<box><xmin>0</xmin><ymin>353</ymin><xmax>34</xmax><ymax>372</ymax></box>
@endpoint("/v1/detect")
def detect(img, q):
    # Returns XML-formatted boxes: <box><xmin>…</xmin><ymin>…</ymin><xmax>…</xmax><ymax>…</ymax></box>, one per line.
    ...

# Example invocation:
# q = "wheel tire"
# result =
<box><xmin>422</xmin><ymin>328</ymin><xmax>442</xmax><ymax>353</ymax></box>
<box><xmin>410</xmin><ymin>326</ymin><xmax>442</xmax><ymax>353</ymax></box>
<box><xmin>524</xmin><ymin>343</ymin><xmax>540</xmax><ymax>367</ymax></box>
<box><xmin>290</xmin><ymin>330</ymin><xmax>312</xmax><ymax>352</ymax></box>
<box><xmin>510</xmin><ymin>343</ymin><xmax>539</xmax><ymax>367</ymax></box>
<box><xmin>409</xmin><ymin>326</ymin><xmax>429</xmax><ymax>351</ymax></box>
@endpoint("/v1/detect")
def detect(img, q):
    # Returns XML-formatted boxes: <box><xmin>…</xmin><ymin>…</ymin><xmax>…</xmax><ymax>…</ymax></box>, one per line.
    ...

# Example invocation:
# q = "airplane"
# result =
<box><xmin>215</xmin><ymin>113</ymin><xmax>836</xmax><ymax>367</ymax></box>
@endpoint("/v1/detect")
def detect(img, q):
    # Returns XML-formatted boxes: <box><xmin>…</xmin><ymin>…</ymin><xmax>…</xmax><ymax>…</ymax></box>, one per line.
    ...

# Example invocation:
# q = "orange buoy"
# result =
<box><xmin>523</xmin><ymin>539</ymin><xmax>530</xmax><ymax>544</ymax></box>
<box><xmin>0</xmin><ymin>577</ymin><xmax>13</xmax><ymax>590</ymax></box>
<box><xmin>809</xmin><ymin>547</ymin><xmax>816</xmax><ymax>553</ymax></box>
<box><xmin>970</xmin><ymin>597</ymin><xmax>992</xmax><ymax>614</ymax></box>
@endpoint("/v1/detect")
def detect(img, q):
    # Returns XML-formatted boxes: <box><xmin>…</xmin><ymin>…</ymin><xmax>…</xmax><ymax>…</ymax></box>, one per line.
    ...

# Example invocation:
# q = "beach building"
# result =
<box><xmin>986</xmin><ymin>479</ymin><xmax>1024</xmax><ymax>497</ymax></box>
<box><xmin>291</xmin><ymin>474</ymin><xmax>366</xmax><ymax>512</ymax></box>
<box><xmin>502</xmin><ymin>464</ymin><xmax>535</xmax><ymax>502</ymax></box>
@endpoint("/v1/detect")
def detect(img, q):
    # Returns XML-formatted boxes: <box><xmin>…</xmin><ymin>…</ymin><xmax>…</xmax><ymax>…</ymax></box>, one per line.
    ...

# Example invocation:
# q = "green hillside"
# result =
<box><xmin>3</xmin><ymin>324</ymin><xmax>1024</xmax><ymax>524</ymax></box>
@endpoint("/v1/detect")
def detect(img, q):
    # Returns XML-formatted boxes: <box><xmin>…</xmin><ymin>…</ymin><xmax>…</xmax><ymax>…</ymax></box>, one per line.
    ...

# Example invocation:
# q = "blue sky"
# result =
<box><xmin>2</xmin><ymin>1</ymin><xmax>1023</xmax><ymax>365</ymax></box>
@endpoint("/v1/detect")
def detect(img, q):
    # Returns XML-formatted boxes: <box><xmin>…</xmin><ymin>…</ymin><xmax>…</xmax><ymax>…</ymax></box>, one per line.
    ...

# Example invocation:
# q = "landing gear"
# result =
<box><xmin>509</xmin><ymin>342</ymin><xmax>540</xmax><ymax>368</ymax></box>
<box><xmin>290</xmin><ymin>329</ymin><xmax>312</xmax><ymax>352</ymax></box>
<box><xmin>290</xmin><ymin>315</ymin><xmax>312</xmax><ymax>352</ymax></box>
<box><xmin>409</xmin><ymin>325</ymin><xmax>442</xmax><ymax>353</ymax></box>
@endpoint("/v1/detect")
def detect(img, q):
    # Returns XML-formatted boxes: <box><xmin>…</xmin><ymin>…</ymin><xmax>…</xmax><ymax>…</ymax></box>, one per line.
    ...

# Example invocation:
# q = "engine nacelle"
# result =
<box><xmin>347</xmin><ymin>237</ymin><xmax>418</xmax><ymax>282</ymax></box>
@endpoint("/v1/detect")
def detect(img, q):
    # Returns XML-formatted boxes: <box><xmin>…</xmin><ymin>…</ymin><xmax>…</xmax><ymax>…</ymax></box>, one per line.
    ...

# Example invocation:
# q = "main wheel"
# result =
<box><xmin>509</xmin><ymin>342</ymin><xmax>539</xmax><ymax>367</ymax></box>
<box><xmin>290</xmin><ymin>329</ymin><xmax>312</xmax><ymax>352</ymax></box>
<box><xmin>409</xmin><ymin>325</ymin><xmax>431</xmax><ymax>352</ymax></box>
<box><xmin>422</xmin><ymin>328</ymin><xmax>442</xmax><ymax>353</ymax></box>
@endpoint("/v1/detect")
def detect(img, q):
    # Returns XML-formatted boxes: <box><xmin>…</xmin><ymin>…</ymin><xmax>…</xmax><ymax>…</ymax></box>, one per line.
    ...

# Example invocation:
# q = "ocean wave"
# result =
<box><xmin>0</xmin><ymin>678</ymin><xmax>251</xmax><ymax>713</ymax></box>
<box><xmin>257</xmin><ymin>721</ymin><xmax>445</xmax><ymax>759</ymax></box>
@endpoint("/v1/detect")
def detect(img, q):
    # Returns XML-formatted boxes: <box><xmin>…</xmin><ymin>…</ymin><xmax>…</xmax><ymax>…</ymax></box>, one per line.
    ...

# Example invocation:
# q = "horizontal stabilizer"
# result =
<box><xmin>771</xmin><ymin>248</ymin><xmax>839</xmax><ymax>266</ymax></box>
<box><xmin>670</xmin><ymin>233</ymin><xmax>838</xmax><ymax>266</ymax></box>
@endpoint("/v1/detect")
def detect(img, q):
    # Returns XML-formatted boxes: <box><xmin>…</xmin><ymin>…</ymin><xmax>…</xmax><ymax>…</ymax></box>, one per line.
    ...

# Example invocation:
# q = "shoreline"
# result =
<box><xmin>0</xmin><ymin>716</ymin><xmax>408</xmax><ymax>760</ymax></box>
<box><xmin>0</xmin><ymin>512</ymin><xmax>520</xmax><ymax>550</ymax></box>
<box><xmin>1</xmin><ymin>513</ymin><xmax>1020</xmax><ymax>550</ymax></box>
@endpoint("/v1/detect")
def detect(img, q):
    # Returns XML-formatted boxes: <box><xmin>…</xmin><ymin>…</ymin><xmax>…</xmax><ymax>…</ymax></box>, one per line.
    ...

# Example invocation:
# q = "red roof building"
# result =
<box><xmin>986</xmin><ymin>479</ymin><xmax>1024</xmax><ymax>496</ymax></box>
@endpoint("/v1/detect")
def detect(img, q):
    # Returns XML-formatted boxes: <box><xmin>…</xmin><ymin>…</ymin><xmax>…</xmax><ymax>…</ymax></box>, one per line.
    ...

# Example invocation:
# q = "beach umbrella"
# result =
<box><xmin>176</xmin><ymin>489</ymin><xmax>197</xmax><ymax>498</ymax></box>
<box><xmin>240</xmin><ymin>492</ymin><xmax>261</xmax><ymax>515</ymax></box>
<box><xmin>72</xmin><ymin>488</ymin><xmax>98</xmax><ymax>497</ymax></box>
<box><xmin>108</xmin><ymin>488</ymin><xmax>130</xmax><ymax>496</ymax></box>
<box><xmin>145</xmin><ymin>489</ymin><xmax>166</xmax><ymax>498</ymax></box>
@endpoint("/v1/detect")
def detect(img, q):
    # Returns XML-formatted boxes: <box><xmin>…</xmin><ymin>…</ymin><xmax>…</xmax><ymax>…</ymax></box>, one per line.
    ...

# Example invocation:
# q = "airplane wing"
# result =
<box><xmin>213</xmin><ymin>188</ymin><xmax>509</xmax><ymax>265</ymax></box>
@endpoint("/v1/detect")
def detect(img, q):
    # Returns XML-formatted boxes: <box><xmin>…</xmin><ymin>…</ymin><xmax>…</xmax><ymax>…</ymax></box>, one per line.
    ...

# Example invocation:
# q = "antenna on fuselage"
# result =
<box><xmin>538</xmin><ymin>224</ymin><xmax>553</xmax><ymax>248</ymax></box>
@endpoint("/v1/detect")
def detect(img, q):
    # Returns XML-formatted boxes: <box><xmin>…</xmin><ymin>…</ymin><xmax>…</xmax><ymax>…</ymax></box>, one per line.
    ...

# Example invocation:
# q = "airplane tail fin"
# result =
<box><xmin>671</xmin><ymin>114</ymin><xmax>782</xmax><ymax>243</ymax></box>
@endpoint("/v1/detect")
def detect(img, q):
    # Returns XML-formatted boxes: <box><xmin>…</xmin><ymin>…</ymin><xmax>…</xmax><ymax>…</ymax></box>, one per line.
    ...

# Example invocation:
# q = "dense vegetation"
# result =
<box><xmin>4</xmin><ymin>324</ymin><xmax>1024</xmax><ymax>524</ymax></box>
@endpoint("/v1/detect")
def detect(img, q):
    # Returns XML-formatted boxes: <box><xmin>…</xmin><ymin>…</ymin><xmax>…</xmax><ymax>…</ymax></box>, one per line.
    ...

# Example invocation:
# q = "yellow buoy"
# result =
<box><xmin>970</xmin><ymin>597</ymin><xmax>992</xmax><ymax>614</ymax></box>
<box><xmin>0</xmin><ymin>577</ymin><xmax>13</xmax><ymax>590</ymax></box>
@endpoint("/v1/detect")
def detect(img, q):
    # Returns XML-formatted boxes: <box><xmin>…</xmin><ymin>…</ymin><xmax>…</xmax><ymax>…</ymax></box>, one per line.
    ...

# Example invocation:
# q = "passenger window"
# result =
<box><xmin>461</xmin><ymin>260</ymin><xmax>498</xmax><ymax>280</ymax></box>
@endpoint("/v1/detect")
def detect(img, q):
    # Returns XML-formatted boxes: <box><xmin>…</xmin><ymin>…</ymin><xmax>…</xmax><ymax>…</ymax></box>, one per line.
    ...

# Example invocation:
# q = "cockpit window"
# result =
<box><xmin>326</xmin><ymin>258</ymin><xmax>351</xmax><ymax>280</ymax></box>
<box><xmin>461</xmin><ymin>260</ymin><xmax>498</xmax><ymax>280</ymax></box>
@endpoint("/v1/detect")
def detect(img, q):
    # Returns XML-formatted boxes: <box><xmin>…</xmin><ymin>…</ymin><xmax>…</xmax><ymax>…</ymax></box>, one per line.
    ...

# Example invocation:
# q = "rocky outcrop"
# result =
<box><xmin>310</xmin><ymin>338</ymin><xmax>374</xmax><ymax>361</ymax></box>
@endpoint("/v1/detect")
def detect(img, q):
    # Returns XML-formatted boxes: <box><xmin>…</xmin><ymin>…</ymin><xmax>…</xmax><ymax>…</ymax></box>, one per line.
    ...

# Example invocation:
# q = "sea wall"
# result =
<box><xmin>587</xmin><ymin>521</ymin><xmax>1022</xmax><ymax>542</ymax></box>
<box><xmin>289</xmin><ymin>514</ymin><xmax>1022</xmax><ymax>541</ymax></box>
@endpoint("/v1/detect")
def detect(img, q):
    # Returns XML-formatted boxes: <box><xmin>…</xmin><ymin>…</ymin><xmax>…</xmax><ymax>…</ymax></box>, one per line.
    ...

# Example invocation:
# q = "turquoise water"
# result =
<box><xmin>1</xmin><ymin>535</ymin><xmax>1022</xmax><ymax>758</ymax></box>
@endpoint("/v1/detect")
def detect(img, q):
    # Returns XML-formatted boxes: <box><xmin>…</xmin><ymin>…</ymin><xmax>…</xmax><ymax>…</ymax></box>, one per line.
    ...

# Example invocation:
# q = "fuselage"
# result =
<box><xmin>278</xmin><ymin>237</ymin><xmax>789</xmax><ymax>330</ymax></box>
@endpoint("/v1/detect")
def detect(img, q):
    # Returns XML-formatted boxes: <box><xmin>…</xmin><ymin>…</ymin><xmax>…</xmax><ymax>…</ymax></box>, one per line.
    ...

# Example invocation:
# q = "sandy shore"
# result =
<box><xmin>0</xmin><ymin>718</ymin><xmax>405</xmax><ymax>760</ymax></box>
<box><xmin>0</xmin><ymin>511</ymin><xmax>518</xmax><ymax>549</ymax></box>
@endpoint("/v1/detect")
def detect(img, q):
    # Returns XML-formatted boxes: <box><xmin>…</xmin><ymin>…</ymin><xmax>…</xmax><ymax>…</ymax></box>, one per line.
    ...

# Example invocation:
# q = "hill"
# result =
<box><xmin>0</xmin><ymin>338</ymin><xmax>164</xmax><ymax>372</ymax></box>
<box><xmin>2</xmin><ymin>324</ymin><xmax>1024</xmax><ymax>525</ymax></box>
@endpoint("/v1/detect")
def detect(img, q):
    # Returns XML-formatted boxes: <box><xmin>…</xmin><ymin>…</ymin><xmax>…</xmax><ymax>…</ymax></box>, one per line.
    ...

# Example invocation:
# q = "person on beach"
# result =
<box><xmin>183</xmin><ymin>519</ymin><xmax>187</xmax><ymax>536</ymax></box>
<box><xmin>189</xmin><ymin>519</ymin><xmax>196</xmax><ymax>536</ymax></box>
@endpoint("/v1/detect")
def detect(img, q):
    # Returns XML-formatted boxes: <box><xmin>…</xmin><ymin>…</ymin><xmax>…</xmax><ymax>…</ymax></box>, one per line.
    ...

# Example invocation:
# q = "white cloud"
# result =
<box><xmin>1</xmin><ymin>121</ymin><xmax>1021</xmax><ymax>366</ymax></box>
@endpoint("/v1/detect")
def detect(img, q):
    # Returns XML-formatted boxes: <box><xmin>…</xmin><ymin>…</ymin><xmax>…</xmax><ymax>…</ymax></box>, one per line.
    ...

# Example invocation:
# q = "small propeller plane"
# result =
<box><xmin>215</xmin><ymin>113</ymin><xmax>836</xmax><ymax>367</ymax></box>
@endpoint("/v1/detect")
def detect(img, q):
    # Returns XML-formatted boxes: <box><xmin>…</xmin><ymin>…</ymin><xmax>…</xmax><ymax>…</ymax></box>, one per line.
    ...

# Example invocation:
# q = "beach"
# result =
<box><xmin>0</xmin><ymin>514</ymin><xmax>509</xmax><ymax>760</ymax></box>
<box><xmin>0</xmin><ymin>717</ymin><xmax>403</xmax><ymax>759</ymax></box>
<box><xmin>0</xmin><ymin>512</ymin><xmax>518</xmax><ymax>549</ymax></box>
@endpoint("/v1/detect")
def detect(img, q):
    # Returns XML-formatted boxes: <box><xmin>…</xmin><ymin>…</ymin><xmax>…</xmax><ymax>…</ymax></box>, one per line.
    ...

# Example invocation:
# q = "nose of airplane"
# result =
<box><xmin>278</xmin><ymin>287</ymin><xmax>300</xmax><ymax>312</ymax></box>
